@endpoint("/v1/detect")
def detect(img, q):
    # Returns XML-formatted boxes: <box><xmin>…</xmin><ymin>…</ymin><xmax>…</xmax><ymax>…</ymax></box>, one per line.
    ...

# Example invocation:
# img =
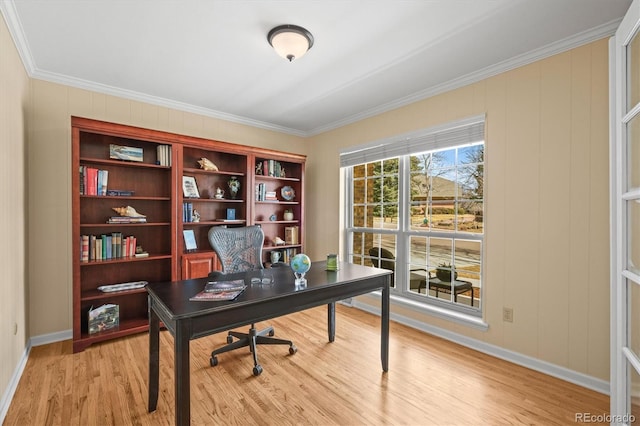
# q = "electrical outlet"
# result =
<box><xmin>503</xmin><ymin>307</ymin><xmax>513</xmax><ymax>323</ymax></box>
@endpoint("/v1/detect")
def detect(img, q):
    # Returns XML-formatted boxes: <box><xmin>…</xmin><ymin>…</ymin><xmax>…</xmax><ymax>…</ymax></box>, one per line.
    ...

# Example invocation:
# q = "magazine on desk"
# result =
<box><xmin>204</xmin><ymin>279</ymin><xmax>246</xmax><ymax>293</ymax></box>
<box><xmin>189</xmin><ymin>279</ymin><xmax>247</xmax><ymax>301</ymax></box>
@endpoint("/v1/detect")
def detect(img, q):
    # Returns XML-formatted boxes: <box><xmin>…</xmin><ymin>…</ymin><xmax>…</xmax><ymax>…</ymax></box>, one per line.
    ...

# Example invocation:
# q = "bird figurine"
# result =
<box><xmin>197</xmin><ymin>157</ymin><xmax>219</xmax><ymax>171</ymax></box>
<box><xmin>112</xmin><ymin>206</ymin><xmax>146</xmax><ymax>217</ymax></box>
<box><xmin>274</xmin><ymin>236</ymin><xmax>286</xmax><ymax>246</ymax></box>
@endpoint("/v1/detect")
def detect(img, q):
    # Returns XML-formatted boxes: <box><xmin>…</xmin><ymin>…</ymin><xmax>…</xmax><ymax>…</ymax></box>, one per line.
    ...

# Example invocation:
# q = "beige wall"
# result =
<box><xmin>0</xmin><ymin>2</ymin><xmax>611</xmax><ymax>396</ymax></box>
<box><xmin>0</xmin><ymin>12</ymin><xmax>29</xmax><ymax>404</ymax></box>
<box><xmin>307</xmin><ymin>39</ymin><xmax>611</xmax><ymax>380</ymax></box>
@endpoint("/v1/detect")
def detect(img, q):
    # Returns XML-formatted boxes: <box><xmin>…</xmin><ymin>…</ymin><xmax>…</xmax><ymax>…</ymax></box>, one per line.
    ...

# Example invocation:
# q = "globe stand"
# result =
<box><xmin>294</xmin><ymin>272</ymin><xmax>307</xmax><ymax>288</ymax></box>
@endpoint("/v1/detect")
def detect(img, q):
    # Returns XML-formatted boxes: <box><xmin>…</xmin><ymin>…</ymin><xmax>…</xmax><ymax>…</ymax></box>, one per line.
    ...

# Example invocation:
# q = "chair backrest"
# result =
<box><xmin>368</xmin><ymin>246</ymin><xmax>395</xmax><ymax>272</ymax></box>
<box><xmin>208</xmin><ymin>225</ymin><xmax>265</xmax><ymax>274</ymax></box>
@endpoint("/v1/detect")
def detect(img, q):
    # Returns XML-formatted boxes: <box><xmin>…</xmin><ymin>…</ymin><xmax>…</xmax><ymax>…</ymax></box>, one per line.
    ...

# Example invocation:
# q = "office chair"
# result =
<box><xmin>207</xmin><ymin>225</ymin><xmax>297</xmax><ymax>376</ymax></box>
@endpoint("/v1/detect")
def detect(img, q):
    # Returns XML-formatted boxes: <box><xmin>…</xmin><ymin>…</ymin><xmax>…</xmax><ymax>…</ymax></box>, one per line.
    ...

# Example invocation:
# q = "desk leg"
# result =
<box><xmin>174</xmin><ymin>320</ymin><xmax>191</xmax><ymax>426</ymax></box>
<box><xmin>148</xmin><ymin>299</ymin><xmax>159</xmax><ymax>412</ymax></box>
<box><xmin>381</xmin><ymin>279</ymin><xmax>390</xmax><ymax>372</ymax></box>
<box><xmin>327</xmin><ymin>302</ymin><xmax>335</xmax><ymax>342</ymax></box>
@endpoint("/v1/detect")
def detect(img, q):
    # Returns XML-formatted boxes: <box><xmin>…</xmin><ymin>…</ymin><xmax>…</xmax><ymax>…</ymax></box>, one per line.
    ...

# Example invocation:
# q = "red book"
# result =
<box><xmin>127</xmin><ymin>236</ymin><xmax>136</xmax><ymax>257</ymax></box>
<box><xmin>81</xmin><ymin>235</ymin><xmax>89</xmax><ymax>262</ymax></box>
<box><xmin>85</xmin><ymin>167</ymin><xmax>98</xmax><ymax>195</ymax></box>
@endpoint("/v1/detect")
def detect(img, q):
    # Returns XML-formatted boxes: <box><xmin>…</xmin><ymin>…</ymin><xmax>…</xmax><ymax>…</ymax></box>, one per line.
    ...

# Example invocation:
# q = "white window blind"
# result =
<box><xmin>339</xmin><ymin>115</ymin><xmax>485</xmax><ymax>167</ymax></box>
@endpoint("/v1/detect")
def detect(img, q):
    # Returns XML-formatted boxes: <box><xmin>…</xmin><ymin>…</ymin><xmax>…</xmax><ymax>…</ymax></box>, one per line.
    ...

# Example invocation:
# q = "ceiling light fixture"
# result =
<box><xmin>267</xmin><ymin>24</ymin><xmax>314</xmax><ymax>62</ymax></box>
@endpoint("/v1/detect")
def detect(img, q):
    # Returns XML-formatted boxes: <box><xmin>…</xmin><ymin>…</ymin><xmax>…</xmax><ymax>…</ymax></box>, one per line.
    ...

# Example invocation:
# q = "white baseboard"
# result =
<box><xmin>0</xmin><ymin>329</ymin><xmax>71</xmax><ymax>424</ymax></box>
<box><xmin>0</xmin><ymin>343</ymin><xmax>30</xmax><ymax>424</ymax></box>
<box><xmin>350</xmin><ymin>299</ymin><xmax>610</xmax><ymax>395</ymax></box>
<box><xmin>30</xmin><ymin>329</ymin><xmax>72</xmax><ymax>347</ymax></box>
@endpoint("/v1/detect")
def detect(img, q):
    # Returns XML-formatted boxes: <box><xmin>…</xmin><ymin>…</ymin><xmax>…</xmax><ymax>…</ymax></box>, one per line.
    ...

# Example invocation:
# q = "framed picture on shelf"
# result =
<box><xmin>182</xmin><ymin>176</ymin><xmax>200</xmax><ymax>198</ymax></box>
<box><xmin>183</xmin><ymin>229</ymin><xmax>197</xmax><ymax>251</ymax></box>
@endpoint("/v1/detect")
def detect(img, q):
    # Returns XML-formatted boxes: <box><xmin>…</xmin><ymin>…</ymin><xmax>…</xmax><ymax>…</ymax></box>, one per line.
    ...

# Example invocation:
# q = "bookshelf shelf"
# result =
<box><xmin>183</xmin><ymin>198</ymin><xmax>244</xmax><ymax>203</ymax></box>
<box><xmin>80</xmin><ymin>195</ymin><xmax>171</xmax><ymax>201</ymax></box>
<box><xmin>182</xmin><ymin>167</ymin><xmax>244</xmax><ymax>176</ymax></box>
<box><xmin>81</xmin><ymin>287</ymin><xmax>148</xmax><ymax>301</ymax></box>
<box><xmin>79</xmin><ymin>254</ymin><xmax>172</xmax><ymax>266</ymax></box>
<box><xmin>183</xmin><ymin>220</ymin><xmax>246</xmax><ymax>226</ymax></box>
<box><xmin>80</xmin><ymin>222</ymin><xmax>171</xmax><ymax>227</ymax></box>
<box><xmin>79</xmin><ymin>157</ymin><xmax>171</xmax><ymax>170</ymax></box>
<box><xmin>255</xmin><ymin>175</ymin><xmax>300</xmax><ymax>182</ymax></box>
<box><xmin>79</xmin><ymin>318</ymin><xmax>149</xmax><ymax>344</ymax></box>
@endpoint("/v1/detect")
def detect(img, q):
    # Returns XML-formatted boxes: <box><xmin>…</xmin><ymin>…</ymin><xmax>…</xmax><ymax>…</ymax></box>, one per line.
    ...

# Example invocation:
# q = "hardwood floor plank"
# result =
<box><xmin>4</xmin><ymin>305</ymin><xmax>608</xmax><ymax>425</ymax></box>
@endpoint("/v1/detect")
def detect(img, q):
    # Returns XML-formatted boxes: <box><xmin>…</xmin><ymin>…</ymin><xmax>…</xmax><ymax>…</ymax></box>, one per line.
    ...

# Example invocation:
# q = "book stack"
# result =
<box><xmin>157</xmin><ymin>144</ymin><xmax>172</xmax><ymax>166</ymax></box>
<box><xmin>256</xmin><ymin>159</ymin><xmax>285</xmax><ymax>177</ymax></box>
<box><xmin>183</xmin><ymin>202</ymin><xmax>194</xmax><ymax>222</ymax></box>
<box><xmin>107</xmin><ymin>216</ymin><xmax>147</xmax><ymax>224</ymax></box>
<box><xmin>255</xmin><ymin>183</ymin><xmax>266</xmax><ymax>201</ymax></box>
<box><xmin>80</xmin><ymin>233</ymin><xmax>140</xmax><ymax>262</ymax></box>
<box><xmin>80</xmin><ymin>166</ymin><xmax>109</xmax><ymax>196</ymax></box>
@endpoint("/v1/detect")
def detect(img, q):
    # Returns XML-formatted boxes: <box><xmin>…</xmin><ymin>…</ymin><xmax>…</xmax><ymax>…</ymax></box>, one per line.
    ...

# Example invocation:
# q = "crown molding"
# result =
<box><xmin>1</xmin><ymin>1</ymin><xmax>622</xmax><ymax>138</ymax></box>
<box><xmin>306</xmin><ymin>18</ymin><xmax>622</xmax><ymax>136</ymax></box>
<box><xmin>31</xmin><ymin>68</ymin><xmax>309</xmax><ymax>137</ymax></box>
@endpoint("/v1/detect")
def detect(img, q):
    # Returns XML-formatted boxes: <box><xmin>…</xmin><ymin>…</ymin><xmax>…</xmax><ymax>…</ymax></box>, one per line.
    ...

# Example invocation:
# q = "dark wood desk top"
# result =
<box><xmin>146</xmin><ymin>261</ymin><xmax>391</xmax><ymax>322</ymax></box>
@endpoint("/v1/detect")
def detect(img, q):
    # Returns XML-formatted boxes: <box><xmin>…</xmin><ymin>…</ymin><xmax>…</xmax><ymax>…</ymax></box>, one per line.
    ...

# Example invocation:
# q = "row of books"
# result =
<box><xmin>271</xmin><ymin>248</ymin><xmax>298</xmax><ymax>264</ymax></box>
<box><xmin>256</xmin><ymin>159</ymin><xmax>286</xmax><ymax>178</ymax></box>
<box><xmin>80</xmin><ymin>233</ymin><xmax>142</xmax><ymax>262</ymax></box>
<box><xmin>157</xmin><ymin>144</ymin><xmax>172</xmax><ymax>166</ymax></box>
<box><xmin>255</xmin><ymin>183</ymin><xmax>277</xmax><ymax>201</ymax></box>
<box><xmin>183</xmin><ymin>202</ymin><xmax>195</xmax><ymax>222</ymax></box>
<box><xmin>79</xmin><ymin>166</ymin><xmax>109</xmax><ymax>196</ymax></box>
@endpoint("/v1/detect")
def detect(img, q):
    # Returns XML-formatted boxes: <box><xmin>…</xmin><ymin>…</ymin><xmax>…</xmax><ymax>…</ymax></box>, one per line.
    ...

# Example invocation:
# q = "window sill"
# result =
<box><xmin>351</xmin><ymin>291</ymin><xmax>489</xmax><ymax>331</ymax></box>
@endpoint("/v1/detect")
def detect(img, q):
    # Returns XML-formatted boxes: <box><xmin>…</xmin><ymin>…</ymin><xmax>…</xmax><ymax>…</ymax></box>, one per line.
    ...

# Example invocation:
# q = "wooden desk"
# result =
<box><xmin>146</xmin><ymin>261</ymin><xmax>391</xmax><ymax>425</ymax></box>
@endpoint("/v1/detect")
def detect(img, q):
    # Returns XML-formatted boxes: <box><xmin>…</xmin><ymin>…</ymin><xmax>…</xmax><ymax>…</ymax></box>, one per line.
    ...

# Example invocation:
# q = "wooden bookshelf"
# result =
<box><xmin>71</xmin><ymin>117</ymin><xmax>305</xmax><ymax>352</ymax></box>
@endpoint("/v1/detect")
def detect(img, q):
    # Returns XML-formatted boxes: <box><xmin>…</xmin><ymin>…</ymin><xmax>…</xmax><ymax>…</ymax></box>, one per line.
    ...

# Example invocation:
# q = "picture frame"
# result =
<box><xmin>182</xmin><ymin>176</ymin><xmax>200</xmax><ymax>198</ymax></box>
<box><xmin>109</xmin><ymin>144</ymin><xmax>143</xmax><ymax>162</ymax></box>
<box><xmin>183</xmin><ymin>229</ymin><xmax>197</xmax><ymax>251</ymax></box>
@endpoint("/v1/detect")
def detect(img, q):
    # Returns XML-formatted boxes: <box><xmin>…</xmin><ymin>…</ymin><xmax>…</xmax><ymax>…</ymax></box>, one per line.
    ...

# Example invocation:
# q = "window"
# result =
<box><xmin>341</xmin><ymin>116</ymin><xmax>484</xmax><ymax>315</ymax></box>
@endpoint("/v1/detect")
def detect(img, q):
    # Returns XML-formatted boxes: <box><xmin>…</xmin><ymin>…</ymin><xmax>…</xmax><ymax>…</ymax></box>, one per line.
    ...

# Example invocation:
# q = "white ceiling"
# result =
<box><xmin>0</xmin><ymin>0</ymin><xmax>632</xmax><ymax>136</ymax></box>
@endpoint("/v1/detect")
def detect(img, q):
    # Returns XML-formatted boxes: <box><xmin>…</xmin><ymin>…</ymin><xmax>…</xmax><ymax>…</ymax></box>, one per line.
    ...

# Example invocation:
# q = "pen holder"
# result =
<box><xmin>326</xmin><ymin>254</ymin><xmax>338</xmax><ymax>271</ymax></box>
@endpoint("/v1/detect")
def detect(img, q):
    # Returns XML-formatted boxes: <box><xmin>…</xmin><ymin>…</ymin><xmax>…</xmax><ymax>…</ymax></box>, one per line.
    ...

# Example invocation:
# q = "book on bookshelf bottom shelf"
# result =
<box><xmin>190</xmin><ymin>286</ymin><xmax>246</xmax><ymax>301</ymax></box>
<box><xmin>88</xmin><ymin>304</ymin><xmax>119</xmax><ymax>334</ymax></box>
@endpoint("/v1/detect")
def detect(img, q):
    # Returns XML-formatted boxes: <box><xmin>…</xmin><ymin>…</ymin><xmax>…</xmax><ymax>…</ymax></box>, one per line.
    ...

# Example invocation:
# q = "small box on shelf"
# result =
<box><xmin>285</xmin><ymin>226</ymin><xmax>299</xmax><ymax>245</ymax></box>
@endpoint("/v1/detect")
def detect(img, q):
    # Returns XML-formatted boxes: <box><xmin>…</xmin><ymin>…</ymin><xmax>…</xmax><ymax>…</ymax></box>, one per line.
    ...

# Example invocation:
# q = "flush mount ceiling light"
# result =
<box><xmin>267</xmin><ymin>24</ymin><xmax>314</xmax><ymax>62</ymax></box>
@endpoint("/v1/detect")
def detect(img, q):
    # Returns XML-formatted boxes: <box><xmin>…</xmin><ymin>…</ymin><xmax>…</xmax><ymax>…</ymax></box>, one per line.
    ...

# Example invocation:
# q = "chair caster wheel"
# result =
<box><xmin>226</xmin><ymin>335</ymin><xmax>233</xmax><ymax>344</ymax></box>
<box><xmin>210</xmin><ymin>356</ymin><xmax>219</xmax><ymax>367</ymax></box>
<box><xmin>289</xmin><ymin>345</ymin><xmax>297</xmax><ymax>355</ymax></box>
<box><xmin>268</xmin><ymin>329</ymin><xmax>275</xmax><ymax>337</ymax></box>
<box><xmin>253</xmin><ymin>365</ymin><xmax>263</xmax><ymax>376</ymax></box>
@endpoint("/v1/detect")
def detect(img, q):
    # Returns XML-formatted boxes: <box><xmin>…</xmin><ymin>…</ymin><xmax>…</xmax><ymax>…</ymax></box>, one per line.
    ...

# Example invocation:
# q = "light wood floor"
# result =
<box><xmin>4</xmin><ymin>304</ymin><xmax>609</xmax><ymax>425</ymax></box>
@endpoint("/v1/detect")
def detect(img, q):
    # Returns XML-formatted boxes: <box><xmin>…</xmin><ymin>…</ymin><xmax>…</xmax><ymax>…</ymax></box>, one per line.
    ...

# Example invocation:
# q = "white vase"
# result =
<box><xmin>284</xmin><ymin>212</ymin><xmax>294</xmax><ymax>221</ymax></box>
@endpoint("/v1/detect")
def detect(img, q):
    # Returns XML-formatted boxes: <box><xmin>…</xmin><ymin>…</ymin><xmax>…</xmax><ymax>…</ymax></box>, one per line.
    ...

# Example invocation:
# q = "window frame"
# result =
<box><xmin>341</xmin><ymin>116</ymin><xmax>485</xmax><ymax>317</ymax></box>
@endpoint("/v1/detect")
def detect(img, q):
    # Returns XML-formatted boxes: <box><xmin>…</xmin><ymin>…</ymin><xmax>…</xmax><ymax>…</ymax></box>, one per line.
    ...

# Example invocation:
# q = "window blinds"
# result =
<box><xmin>339</xmin><ymin>114</ymin><xmax>485</xmax><ymax>167</ymax></box>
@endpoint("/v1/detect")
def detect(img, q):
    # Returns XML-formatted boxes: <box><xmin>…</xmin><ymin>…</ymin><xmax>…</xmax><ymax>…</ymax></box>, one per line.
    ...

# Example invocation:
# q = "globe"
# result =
<box><xmin>290</xmin><ymin>253</ymin><xmax>311</xmax><ymax>275</ymax></box>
